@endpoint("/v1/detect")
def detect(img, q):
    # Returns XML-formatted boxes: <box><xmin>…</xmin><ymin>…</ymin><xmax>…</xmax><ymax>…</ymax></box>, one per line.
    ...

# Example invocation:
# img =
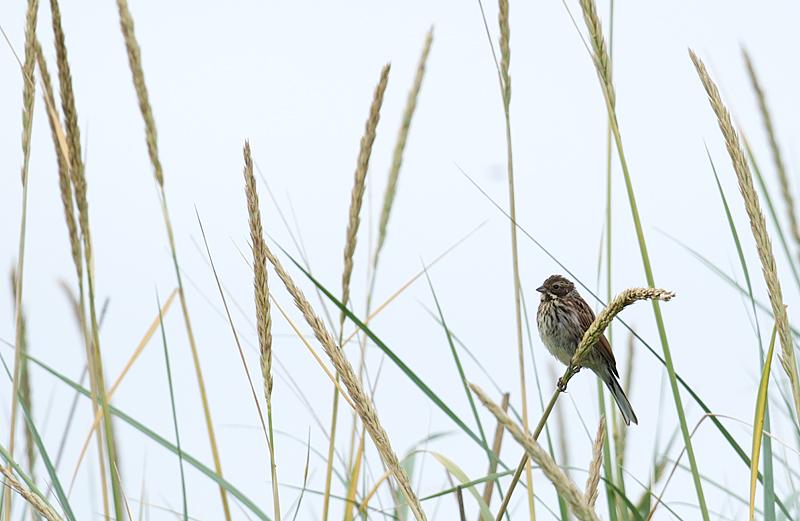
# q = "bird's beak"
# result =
<box><xmin>536</xmin><ymin>285</ymin><xmax>545</xmax><ymax>293</ymax></box>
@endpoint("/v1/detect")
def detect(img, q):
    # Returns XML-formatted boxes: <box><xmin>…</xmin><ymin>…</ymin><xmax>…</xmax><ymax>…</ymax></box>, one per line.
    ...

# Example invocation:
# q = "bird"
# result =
<box><xmin>536</xmin><ymin>274</ymin><xmax>637</xmax><ymax>425</ymax></box>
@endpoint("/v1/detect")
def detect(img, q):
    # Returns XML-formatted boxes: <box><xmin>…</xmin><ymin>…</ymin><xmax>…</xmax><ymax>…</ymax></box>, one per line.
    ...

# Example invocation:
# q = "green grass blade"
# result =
<box><xmin>0</xmin><ymin>351</ymin><xmax>76</xmax><ymax>521</ymax></box>
<box><xmin>157</xmin><ymin>293</ymin><xmax>188</xmax><ymax>521</ymax></box>
<box><xmin>422</xmin><ymin>269</ymin><xmax>490</xmax><ymax>462</ymax></box>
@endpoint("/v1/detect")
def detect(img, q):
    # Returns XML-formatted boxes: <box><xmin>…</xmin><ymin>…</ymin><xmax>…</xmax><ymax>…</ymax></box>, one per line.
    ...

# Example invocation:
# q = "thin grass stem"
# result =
<box><xmin>113</xmin><ymin>1</ymin><xmax>231</xmax><ymax>517</ymax></box>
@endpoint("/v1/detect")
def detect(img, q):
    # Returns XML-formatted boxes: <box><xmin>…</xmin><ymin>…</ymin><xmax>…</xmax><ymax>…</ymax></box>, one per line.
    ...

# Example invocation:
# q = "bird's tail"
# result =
<box><xmin>605</xmin><ymin>375</ymin><xmax>638</xmax><ymax>426</ymax></box>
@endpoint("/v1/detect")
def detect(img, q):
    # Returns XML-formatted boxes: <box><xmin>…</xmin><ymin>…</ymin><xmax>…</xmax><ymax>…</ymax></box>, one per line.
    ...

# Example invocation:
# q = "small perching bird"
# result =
<box><xmin>536</xmin><ymin>274</ymin><xmax>638</xmax><ymax>425</ymax></box>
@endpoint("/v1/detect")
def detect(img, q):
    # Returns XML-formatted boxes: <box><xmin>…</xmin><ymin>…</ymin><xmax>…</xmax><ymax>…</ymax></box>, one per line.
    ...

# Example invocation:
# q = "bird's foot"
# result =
<box><xmin>557</xmin><ymin>377</ymin><xmax>567</xmax><ymax>392</ymax></box>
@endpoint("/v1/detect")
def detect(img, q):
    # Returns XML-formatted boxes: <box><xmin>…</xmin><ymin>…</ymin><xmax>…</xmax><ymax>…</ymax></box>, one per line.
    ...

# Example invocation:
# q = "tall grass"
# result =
<box><xmin>5</xmin><ymin>2</ymin><xmax>800</xmax><ymax>521</ymax></box>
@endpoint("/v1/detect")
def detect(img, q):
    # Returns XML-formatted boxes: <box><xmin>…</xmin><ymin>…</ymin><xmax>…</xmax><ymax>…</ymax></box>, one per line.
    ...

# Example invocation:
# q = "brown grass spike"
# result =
<box><xmin>374</xmin><ymin>30</ymin><xmax>432</xmax><ymax>272</ymax></box>
<box><xmin>244</xmin><ymin>141</ymin><xmax>274</xmax><ymax>399</ymax></box>
<box><xmin>499</xmin><ymin>0</ymin><xmax>510</xmax><ymax>104</ymax></box>
<box><xmin>579</xmin><ymin>0</ymin><xmax>614</xmax><ymax>108</ymax></box>
<box><xmin>243</xmin><ymin>141</ymin><xmax>281</xmax><ymax>520</ymax></box>
<box><xmin>341</xmin><ymin>63</ymin><xmax>390</xmax><ymax>327</ymax></box>
<box><xmin>51</xmin><ymin>0</ymin><xmax>86</xmax><ymax>206</ymax></box>
<box><xmin>263</xmin><ymin>245</ymin><xmax>427</xmax><ymax>521</ymax></box>
<box><xmin>572</xmin><ymin>287</ymin><xmax>674</xmax><ymax>366</ymax></box>
<box><xmin>0</xmin><ymin>466</ymin><xmax>62</xmax><ymax>521</ymax></box>
<box><xmin>471</xmin><ymin>384</ymin><xmax>601</xmax><ymax>521</ymax></box>
<box><xmin>115</xmin><ymin>0</ymin><xmax>162</xmax><ymax>186</ymax></box>
<box><xmin>36</xmin><ymin>41</ymin><xmax>81</xmax><ymax>282</ymax></box>
<box><xmin>585</xmin><ymin>415</ymin><xmax>606</xmax><ymax>509</ymax></box>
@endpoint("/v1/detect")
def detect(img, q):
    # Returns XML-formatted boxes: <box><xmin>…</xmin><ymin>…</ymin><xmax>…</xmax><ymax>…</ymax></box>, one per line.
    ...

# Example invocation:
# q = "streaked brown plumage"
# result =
<box><xmin>537</xmin><ymin>274</ymin><xmax>638</xmax><ymax>425</ymax></box>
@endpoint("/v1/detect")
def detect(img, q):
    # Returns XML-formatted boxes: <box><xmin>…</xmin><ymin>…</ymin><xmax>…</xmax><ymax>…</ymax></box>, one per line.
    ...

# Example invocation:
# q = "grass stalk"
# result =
<box><xmin>80</xmin><ymin>154</ymin><xmax>123</xmax><ymax>521</ymax></box>
<box><xmin>321</xmin><ymin>388</ymin><xmax>339</xmax><ymax>521</ymax></box>
<box><xmin>324</xmin><ymin>63</ymin><xmax>389</xmax><ymax>521</ymax></box>
<box><xmin>601</xmin><ymin>2</ymin><xmax>625</xmax><ymax>519</ymax></box>
<box><xmin>577</xmin><ymin>1</ymin><xmax>709</xmax><ymax>518</ymax></box>
<box><xmin>35</xmin><ymin>41</ymin><xmax>81</xmax><ymax>283</ymax></box>
<box><xmin>343</xmin><ymin>430</ymin><xmax>364</xmax><ymax>521</ymax></box>
<box><xmin>494</xmin><ymin>0</ymin><xmax>537</xmax><ymax>515</ymax></box>
<box><xmin>372</xmin><ymin>29</ymin><xmax>433</xmax><ymax>278</ymax></box>
<box><xmin>243</xmin><ymin>141</ymin><xmax>281</xmax><ymax>521</ymax></box>
<box><xmin>690</xmin><ymin>48</ymin><xmax>800</xmax><ymax>432</ymax></box>
<box><xmin>340</xmin><ymin>63</ymin><xmax>390</xmax><ymax>330</ymax></box>
<box><xmin>6</xmin><ymin>1</ymin><xmax>38</xmax><ymax>518</ymax></box>
<box><xmin>48</xmin><ymin>0</ymin><xmax>114</xmax><ymax>516</ymax></box>
<box><xmin>113</xmin><ymin>1</ymin><xmax>231</xmax><ymax>518</ymax></box>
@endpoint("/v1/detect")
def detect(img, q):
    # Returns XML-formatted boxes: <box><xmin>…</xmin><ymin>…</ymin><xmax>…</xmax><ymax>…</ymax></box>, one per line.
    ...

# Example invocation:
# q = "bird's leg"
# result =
<box><xmin>557</xmin><ymin>363</ymin><xmax>583</xmax><ymax>392</ymax></box>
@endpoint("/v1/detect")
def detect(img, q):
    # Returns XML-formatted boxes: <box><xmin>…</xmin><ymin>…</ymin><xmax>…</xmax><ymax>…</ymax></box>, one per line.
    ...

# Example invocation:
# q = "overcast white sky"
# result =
<box><xmin>2</xmin><ymin>1</ymin><xmax>800</xmax><ymax>520</ymax></box>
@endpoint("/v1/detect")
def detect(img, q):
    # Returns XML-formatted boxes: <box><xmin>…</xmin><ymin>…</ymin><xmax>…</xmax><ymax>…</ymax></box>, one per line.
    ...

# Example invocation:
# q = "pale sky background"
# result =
<box><xmin>2</xmin><ymin>1</ymin><xmax>800</xmax><ymax>520</ymax></box>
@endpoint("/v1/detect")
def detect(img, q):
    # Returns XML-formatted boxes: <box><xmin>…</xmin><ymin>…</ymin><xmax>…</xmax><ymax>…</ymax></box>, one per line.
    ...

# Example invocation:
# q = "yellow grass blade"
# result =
<box><xmin>750</xmin><ymin>324</ymin><xmax>777</xmax><ymax>521</ymax></box>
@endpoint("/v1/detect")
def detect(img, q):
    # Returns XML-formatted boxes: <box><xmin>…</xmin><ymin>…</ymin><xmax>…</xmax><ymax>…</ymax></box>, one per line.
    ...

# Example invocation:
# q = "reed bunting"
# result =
<box><xmin>536</xmin><ymin>274</ymin><xmax>637</xmax><ymax>425</ymax></box>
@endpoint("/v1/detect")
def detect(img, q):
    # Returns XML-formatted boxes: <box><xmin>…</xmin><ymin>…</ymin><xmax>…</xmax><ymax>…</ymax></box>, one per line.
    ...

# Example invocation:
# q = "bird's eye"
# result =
<box><xmin>553</xmin><ymin>284</ymin><xmax>560</xmax><ymax>290</ymax></box>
